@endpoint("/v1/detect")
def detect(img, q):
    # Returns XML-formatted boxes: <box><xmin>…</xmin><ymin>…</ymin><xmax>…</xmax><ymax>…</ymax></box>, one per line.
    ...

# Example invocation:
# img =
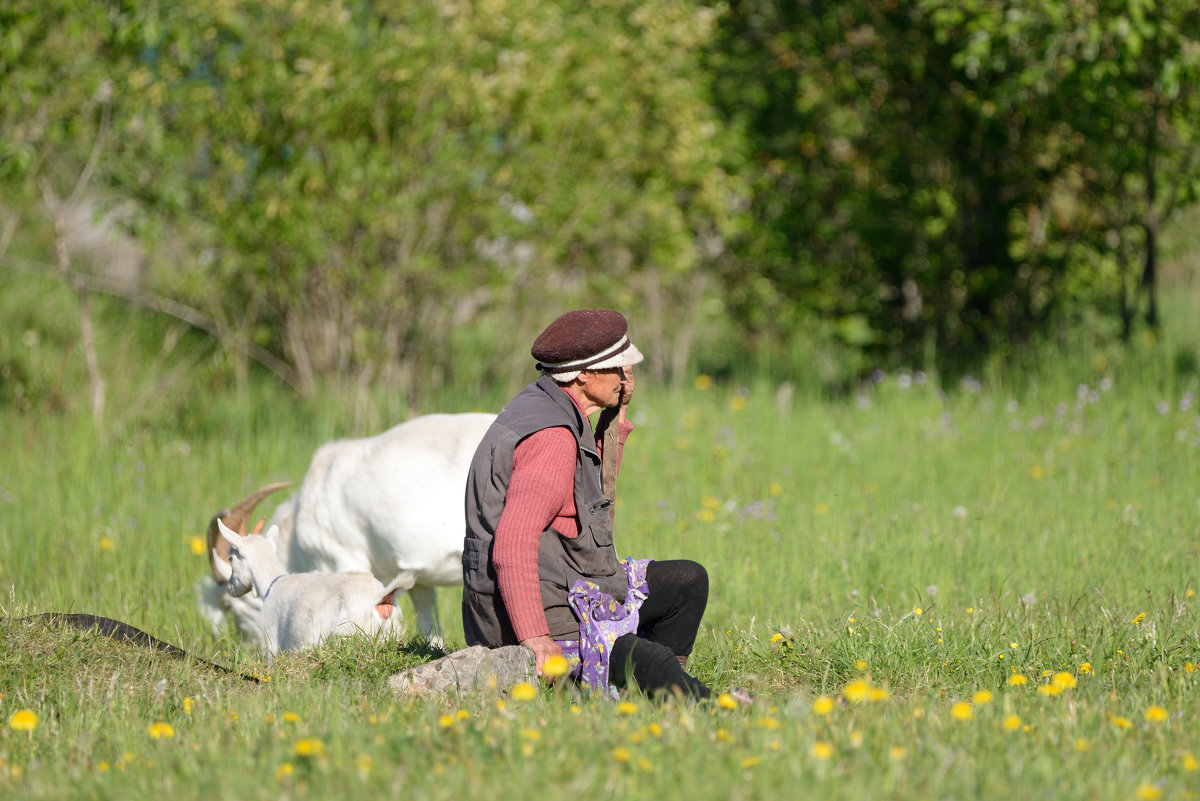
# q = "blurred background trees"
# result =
<box><xmin>2</xmin><ymin>0</ymin><xmax>1199</xmax><ymax>413</ymax></box>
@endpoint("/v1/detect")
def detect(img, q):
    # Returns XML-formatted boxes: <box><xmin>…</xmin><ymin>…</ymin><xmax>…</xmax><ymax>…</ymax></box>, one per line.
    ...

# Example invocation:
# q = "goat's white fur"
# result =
<box><xmin>195</xmin><ymin>412</ymin><xmax>496</xmax><ymax>650</ymax></box>
<box><xmin>215</xmin><ymin>519</ymin><xmax>416</xmax><ymax>660</ymax></box>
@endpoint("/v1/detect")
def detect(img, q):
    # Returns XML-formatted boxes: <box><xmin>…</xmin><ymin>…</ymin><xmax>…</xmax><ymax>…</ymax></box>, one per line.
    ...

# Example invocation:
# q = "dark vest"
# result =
<box><xmin>462</xmin><ymin>376</ymin><xmax>626</xmax><ymax>645</ymax></box>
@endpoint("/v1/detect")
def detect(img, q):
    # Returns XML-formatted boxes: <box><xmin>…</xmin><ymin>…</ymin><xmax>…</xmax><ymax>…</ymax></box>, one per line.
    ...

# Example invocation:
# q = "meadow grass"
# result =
<box><xmin>2</xmin><ymin>294</ymin><xmax>1199</xmax><ymax>799</ymax></box>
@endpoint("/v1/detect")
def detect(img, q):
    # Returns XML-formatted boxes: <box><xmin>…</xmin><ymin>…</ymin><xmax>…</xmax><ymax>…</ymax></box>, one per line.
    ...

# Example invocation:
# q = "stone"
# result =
<box><xmin>387</xmin><ymin>645</ymin><xmax>537</xmax><ymax>696</ymax></box>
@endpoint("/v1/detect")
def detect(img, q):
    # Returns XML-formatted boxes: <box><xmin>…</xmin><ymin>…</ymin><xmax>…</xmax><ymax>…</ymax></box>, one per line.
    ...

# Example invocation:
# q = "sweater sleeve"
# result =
<box><xmin>491</xmin><ymin>426</ymin><xmax>578</xmax><ymax>642</ymax></box>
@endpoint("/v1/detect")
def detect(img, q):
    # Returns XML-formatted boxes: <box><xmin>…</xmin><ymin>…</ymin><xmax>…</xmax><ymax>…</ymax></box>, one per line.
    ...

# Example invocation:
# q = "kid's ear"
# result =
<box><xmin>211</xmin><ymin>549</ymin><xmax>232</xmax><ymax>582</ymax></box>
<box><xmin>264</xmin><ymin>524</ymin><xmax>280</xmax><ymax>543</ymax></box>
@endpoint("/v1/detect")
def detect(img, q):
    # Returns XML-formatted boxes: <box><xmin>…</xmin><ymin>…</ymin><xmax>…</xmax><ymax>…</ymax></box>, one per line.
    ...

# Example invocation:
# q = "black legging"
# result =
<box><xmin>608</xmin><ymin>559</ymin><xmax>712</xmax><ymax>699</ymax></box>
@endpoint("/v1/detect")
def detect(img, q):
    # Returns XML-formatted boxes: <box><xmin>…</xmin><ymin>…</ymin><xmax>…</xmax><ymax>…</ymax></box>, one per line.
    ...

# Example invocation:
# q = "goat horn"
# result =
<box><xmin>206</xmin><ymin>481</ymin><xmax>293</xmax><ymax>582</ymax></box>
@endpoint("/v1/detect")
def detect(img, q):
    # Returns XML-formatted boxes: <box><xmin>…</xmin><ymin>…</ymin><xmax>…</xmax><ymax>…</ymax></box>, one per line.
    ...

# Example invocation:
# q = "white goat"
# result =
<box><xmin>214</xmin><ymin>519</ymin><xmax>415</xmax><ymax>660</ymax></box>
<box><xmin>196</xmin><ymin>412</ymin><xmax>496</xmax><ymax>650</ymax></box>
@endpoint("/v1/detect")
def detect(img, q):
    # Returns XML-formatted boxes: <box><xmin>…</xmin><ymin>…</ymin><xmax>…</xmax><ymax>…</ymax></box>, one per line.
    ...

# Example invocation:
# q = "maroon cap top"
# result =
<box><xmin>531</xmin><ymin>309</ymin><xmax>630</xmax><ymax>370</ymax></box>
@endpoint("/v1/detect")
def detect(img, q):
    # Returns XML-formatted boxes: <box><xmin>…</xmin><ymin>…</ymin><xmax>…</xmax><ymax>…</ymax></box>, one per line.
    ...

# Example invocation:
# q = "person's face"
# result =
<box><xmin>582</xmin><ymin>366</ymin><xmax>628</xmax><ymax>408</ymax></box>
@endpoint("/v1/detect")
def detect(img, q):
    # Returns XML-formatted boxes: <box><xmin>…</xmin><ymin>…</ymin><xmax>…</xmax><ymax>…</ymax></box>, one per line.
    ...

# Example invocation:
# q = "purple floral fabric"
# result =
<box><xmin>555</xmin><ymin>557</ymin><xmax>652</xmax><ymax>698</ymax></box>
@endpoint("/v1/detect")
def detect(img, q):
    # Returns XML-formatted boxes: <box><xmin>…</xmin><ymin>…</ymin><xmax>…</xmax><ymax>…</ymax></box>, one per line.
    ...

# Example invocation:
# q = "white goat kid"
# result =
<box><xmin>196</xmin><ymin>413</ymin><xmax>495</xmax><ymax>650</ymax></box>
<box><xmin>215</xmin><ymin>519</ymin><xmax>416</xmax><ymax>660</ymax></box>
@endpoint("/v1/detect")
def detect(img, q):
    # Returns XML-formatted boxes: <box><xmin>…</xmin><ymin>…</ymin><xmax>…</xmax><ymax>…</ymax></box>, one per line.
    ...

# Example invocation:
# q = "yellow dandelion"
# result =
<box><xmin>965</xmin><ymin>607</ymin><xmax>974</xmax><ymax>614</ymax></box>
<box><xmin>147</xmin><ymin>722</ymin><xmax>175</xmax><ymax>739</ymax></box>
<box><xmin>1111</xmin><ymin>716</ymin><xmax>1133</xmax><ymax>729</ymax></box>
<box><xmin>617</xmin><ymin>701</ymin><xmax>638</xmax><ymax>716</ymax></box>
<box><xmin>868</xmin><ymin>686</ymin><xmax>890</xmax><ymax>702</ymax></box>
<box><xmin>716</xmin><ymin>693</ymin><xmax>739</xmax><ymax>710</ymax></box>
<box><xmin>814</xmin><ymin>502</ymin><xmax>830</xmax><ymax>516</ymax></box>
<box><xmin>1073</xmin><ymin>738</ymin><xmax>1091</xmax><ymax>752</ymax></box>
<box><xmin>438</xmin><ymin>714</ymin><xmax>455</xmax><ymax>728</ymax></box>
<box><xmin>1187</xmin><ymin>663</ymin><xmax>1196</xmax><ymax>673</ymax></box>
<box><xmin>189</xmin><ymin>536</ymin><xmax>206</xmax><ymax>555</ymax></box>
<box><xmin>99</xmin><ymin>536</ymin><xmax>115</xmax><ymax>551</ymax></box>
<box><xmin>843</xmin><ymin>679</ymin><xmax>871</xmax><ymax>703</ymax></box>
<box><xmin>1180</xmin><ymin>752</ymin><xmax>1198</xmax><ymax>772</ymax></box>
<box><xmin>1037</xmin><ymin>684</ymin><xmax>1062</xmax><ymax>697</ymax></box>
<box><xmin>1010</xmin><ymin>642</ymin><xmax>1019</xmax><ymax>649</ymax></box>
<box><xmin>612</xmin><ymin>746</ymin><xmax>631</xmax><ymax>764</ymax></box>
<box><xmin>1052</xmin><ymin>672</ymin><xmax>1077</xmax><ymax>690</ymax></box>
<box><xmin>1131</xmin><ymin>612</ymin><xmax>1146</xmax><ymax>626</ymax></box>
<box><xmin>740</xmin><ymin>755</ymin><xmax>761</xmax><ymax>768</ymax></box>
<box><xmin>1079</xmin><ymin>662</ymin><xmax>1092</xmax><ymax>675</ymax></box>
<box><xmin>183</xmin><ymin>697</ymin><xmax>194</xmax><ymax>715</ymax></box>
<box><xmin>972</xmin><ymin>690</ymin><xmax>994</xmax><ymax>705</ymax></box>
<box><xmin>697</xmin><ymin>509</ymin><xmax>716</xmax><ymax>523</ymax></box>
<box><xmin>648</xmin><ymin>722</ymin><xmax>663</xmax><ymax>736</ymax></box>
<box><xmin>769</xmin><ymin>632</ymin><xmax>784</xmax><ymax>643</ymax></box>
<box><xmin>522</xmin><ymin>728</ymin><xmax>542</xmax><ymax>741</ymax></box>
<box><xmin>716</xmin><ymin>728</ymin><xmax>731</xmax><ymax>741</ymax></box>
<box><xmin>757</xmin><ymin>717</ymin><xmax>780</xmax><ymax>730</ymax></box>
<box><xmin>950</xmin><ymin>701</ymin><xmax>974</xmax><ymax>721</ymax></box>
<box><xmin>768</xmin><ymin>482</ymin><xmax>783</xmax><ymax>497</ymax></box>
<box><xmin>701</xmin><ymin>496</ymin><xmax>722</xmax><ymax>510</ymax></box>
<box><xmin>510</xmin><ymin>682</ymin><xmax>537</xmax><ymax>701</ymax></box>
<box><xmin>854</xmin><ymin>659</ymin><xmax>868</xmax><ymax>671</ymax></box>
<box><xmin>812</xmin><ymin>742</ymin><xmax>834</xmax><ymax>760</ymax></box>
<box><xmin>637</xmin><ymin>757</ymin><xmax>653</xmax><ymax>772</ymax></box>
<box><xmin>844</xmin><ymin>681</ymin><xmax>873</xmax><ymax>705</ymax></box>
<box><xmin>729</xmin><ymin>396</ymin><xmax>748</xmax><ymax>412</ymax></box>
<box><xmin>1187</xmin><ymin>589</ymin><xmax>1196</xmax><ymax>599</ymax></box>
<box><xmin>812</xmin><ymin>695</ymin><xmax>835</xmax><ymax>716</ymax></box>
<box><xmin>292</xmin><ymin>738</ymin><xmax>325</xmax><ymax>758</ymax></box>
<box><xmin>274</xmin><ymin>763</ymin><xmax>294</xmax><ymax>781</ymax></box>
<box><xmin>539</xmin><ymin>653</ymin><xmax>569</xmax><ymax>678</ymax></box>
<box><xmin>912</xmin><ymin>606</ymin><xmax>922</xmax><ymax>616</ymax></box>
<box><xmin>1144</xmin><ymin>706</ymin><xmax>1169</xmax><ymax>723</ymax></box>
<box><xmin>1008</xmin><ymin>673</ymin><xmax>1028</xmax><ymax>686</ymax></box>
<box><xmin>890</xmin><ymin>745</ymin><xmax>908</xmax><ymax>760</ymax></box>
<box><xmin>1030</xmin><ymin>464</ymin><xmax>1045</xmax><ymax>479</ymax></box>
<box><xmin>1003</xmin><ymin>714</ymin><xmax>1022</xmax><ymax>731</ymax></box>
<box><xmin>1135</xmin><ymin>784</ymin><xmax>1162</xmax><ymax>801</ymax></box>
<box><xmin>282</xmin><ymin>712</ymin><xmax>300</xmax><ymax>723</ymax></box>
<box><xmin>9</xmin><ymin>709</ymin><xmax>38</xmax><ymax>732</ymax></box>
<box><xmin>356</xmin><ymin>755</ymin><xmax>373</xmax><ymax>776</ymax></box>
<box><xmin>694</xmin><ymin>375</ymin><xmax>713</xmax><ymax>391</ymax></box>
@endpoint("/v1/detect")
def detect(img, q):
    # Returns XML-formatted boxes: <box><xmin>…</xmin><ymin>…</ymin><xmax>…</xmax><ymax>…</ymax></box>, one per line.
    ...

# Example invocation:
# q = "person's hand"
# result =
<box><xmin>520</xmin><ymin>634</ymin><xmax>564</xmax><ymax>681</ymax></box>
<box><xmin>618</xmin><ymin>366</ymin><xmax>635</xmax><ymax>414</ymax></box>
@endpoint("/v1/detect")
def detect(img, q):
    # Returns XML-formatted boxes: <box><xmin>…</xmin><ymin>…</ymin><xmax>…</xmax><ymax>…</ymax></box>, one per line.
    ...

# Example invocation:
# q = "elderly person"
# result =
<box><xmin>462</xmin><ymin>309</ymin><xmax>713</xmax><ymax>699</ymax></box>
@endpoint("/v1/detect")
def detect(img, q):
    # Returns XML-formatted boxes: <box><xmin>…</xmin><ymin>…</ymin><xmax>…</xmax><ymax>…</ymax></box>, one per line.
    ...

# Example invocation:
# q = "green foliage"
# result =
<box><xmin>2</xmin><ymin>0</ymin><xmax>1200</xmax><ymax>401</ymax></box>
<box><xmin>1</xmin><ymin>0</ymin><xmax>745</xmax><ymax>397</ymax></box>
<box><xmin>710</xmin><ymin>0</ymin><xmax>1200</xmax><ymax>376</ymax></box>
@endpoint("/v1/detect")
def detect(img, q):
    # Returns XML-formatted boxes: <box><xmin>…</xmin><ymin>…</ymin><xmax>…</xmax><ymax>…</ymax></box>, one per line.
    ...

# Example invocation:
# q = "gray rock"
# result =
<box><xmin>387</xmin><ymin>645</ymin><xmax>537</xmax><ymax>696</ymax></box>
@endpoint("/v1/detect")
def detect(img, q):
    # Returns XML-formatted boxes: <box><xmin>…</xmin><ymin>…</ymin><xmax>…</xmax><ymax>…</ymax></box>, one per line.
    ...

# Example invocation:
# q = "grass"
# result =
<box><xmin>1</xmin><ymin>281</ymin><xmax>1199</xmax><ymax>799</ymax></box>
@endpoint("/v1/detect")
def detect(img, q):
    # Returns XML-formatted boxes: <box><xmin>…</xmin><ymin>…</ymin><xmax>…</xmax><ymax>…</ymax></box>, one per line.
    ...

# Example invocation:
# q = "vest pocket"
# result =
<box><xmin>462</xmin><ymin>537</ymin><xmax>496</xmax><ymax>595</ymax></box>
<box><xmin>587</xmin><ymin>499</ymin><xmax>614</xmax><ymax>547</ymax></box>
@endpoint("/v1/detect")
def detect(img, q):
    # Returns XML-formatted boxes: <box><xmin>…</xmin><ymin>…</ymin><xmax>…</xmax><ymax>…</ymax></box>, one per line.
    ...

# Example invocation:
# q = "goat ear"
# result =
<box><xmin>383</xmin><ymin>569</ymin><xmax>417</xmax><ymax>595</ymax></box>
<box><xmin>211</xmin><ymin>549</ymin><xmax>232</xmax><ymax>582</ymax></box>
<box><xmin>263</xmin><ymin>524</ymin><xmax>280</xmax><ymax>543</ymax></box>
<box><xmin>216</xmin><ymin>517</ymin><xmax>242</xmax><ymax>547</ymax></box>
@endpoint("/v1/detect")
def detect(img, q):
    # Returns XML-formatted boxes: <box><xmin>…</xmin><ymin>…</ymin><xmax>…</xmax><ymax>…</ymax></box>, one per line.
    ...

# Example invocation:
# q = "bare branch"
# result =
<box><xmin>69</xmin><ymin>103</ymin><xmax>110</xmax><ymax>207</ymax></box>
<box><xmin>1</xmin><ymin>254</ymin><xmax>301</xmax><ymax>391</ymax></box>
<box><xmin>39</xmin><ymin>177</ymin><xmax>107</xmax><ymax>425</ymax></box>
